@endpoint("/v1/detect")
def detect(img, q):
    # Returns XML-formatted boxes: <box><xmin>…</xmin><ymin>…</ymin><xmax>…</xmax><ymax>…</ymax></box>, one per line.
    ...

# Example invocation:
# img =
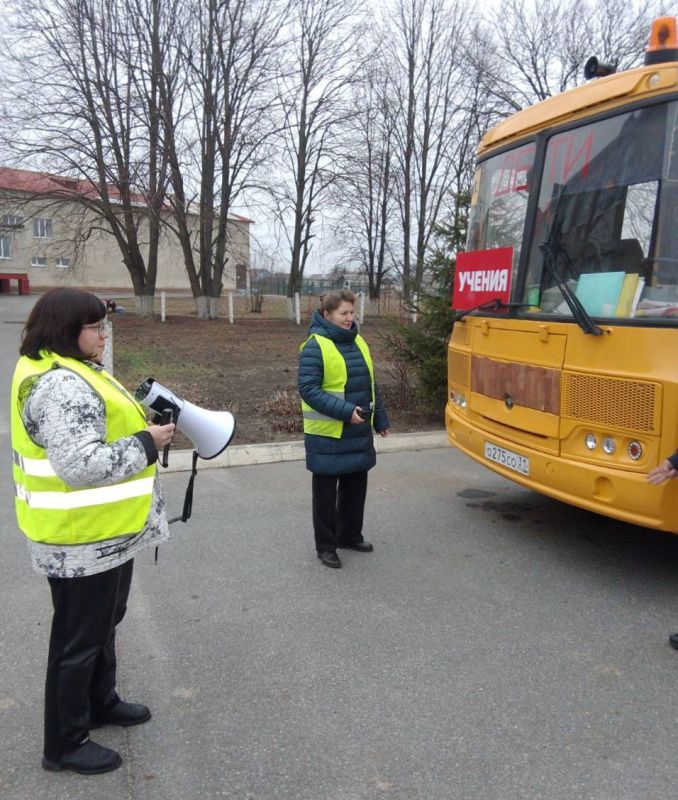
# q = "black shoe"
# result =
<box><xmin>669</xmin><ymin>633</ymin><xmax>678</xmax><ymax>650</ymax></box>
<box><xmin>339</xmin><ymin>541</ymin><xmax>374</xmax><ymax>553</ymax></box>
<box><xmin>317</xmin><ymin>551</ymin><xmax>341</xmax><ymax>568</ymax></box>
<box><xmin>42</xmin><ymin>739</ymin><xmax>122</xmax><ymax>775</ymax></box>
<box><xmin>90</xmin><ymin>698</ymin><xmax>151</xmax><ymax>729</ymax></box>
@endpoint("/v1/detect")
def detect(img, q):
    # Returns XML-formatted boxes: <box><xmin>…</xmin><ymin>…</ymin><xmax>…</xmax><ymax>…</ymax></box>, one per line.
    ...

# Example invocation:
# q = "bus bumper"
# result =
<box><xmin>445</xmin><ymin>402</ymin><xmax>678</xmax><ymax>532</ymax></box>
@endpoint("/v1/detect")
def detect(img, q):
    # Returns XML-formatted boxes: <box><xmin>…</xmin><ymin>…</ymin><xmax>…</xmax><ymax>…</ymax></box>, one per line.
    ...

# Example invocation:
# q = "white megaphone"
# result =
<box><xmin>135</xmin><ymin>378</ymin><xmax>236</xmax><ymax>460</ymax></box>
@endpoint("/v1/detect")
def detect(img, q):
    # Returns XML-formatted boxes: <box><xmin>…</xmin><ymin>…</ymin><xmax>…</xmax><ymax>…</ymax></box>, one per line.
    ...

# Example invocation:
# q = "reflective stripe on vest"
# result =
<box><xmin>11</xmin><ymin>352</ymin><xmax>156</xmax><ymax>545</ymax></box>
<box><xmin>15</xmin><ymin>477</ymin><xmax>156</xmax><ymax>509</ymax></box>
<box><xmin>12</xmin><ymin>451</ymin><xmax>57</xmax><ymax>477</ymax></box>
<box><xmin>299</xmin><ymin>333</ymin><xmax>375</xmax><ymax>439</ymax></box>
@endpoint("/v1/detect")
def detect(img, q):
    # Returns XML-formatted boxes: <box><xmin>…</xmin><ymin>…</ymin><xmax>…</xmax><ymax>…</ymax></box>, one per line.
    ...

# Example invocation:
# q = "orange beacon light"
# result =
<box><xmin>645</xmin><ymin>16</ymin><xmax>678</xmax><ymax>65</ymax></box>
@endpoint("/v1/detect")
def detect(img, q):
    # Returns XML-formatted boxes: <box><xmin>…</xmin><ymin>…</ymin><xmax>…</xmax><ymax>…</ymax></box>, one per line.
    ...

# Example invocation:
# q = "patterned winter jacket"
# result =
<box><xmin>298</xmin><ymin>311</ymin><xmax>389</xmax><ymax>476</ymax></box>
<box><xmin>20</xmin><ymin>363</ymin><xmax>170</xmax><ymax>578</ymax></box>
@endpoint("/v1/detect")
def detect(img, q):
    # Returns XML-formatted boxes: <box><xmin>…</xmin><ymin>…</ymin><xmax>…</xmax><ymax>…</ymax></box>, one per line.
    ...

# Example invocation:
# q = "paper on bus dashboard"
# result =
<box><xmin>636</xmin><ymin>298</ymin><xmax>678</xmax><ymax>316</ymax></box>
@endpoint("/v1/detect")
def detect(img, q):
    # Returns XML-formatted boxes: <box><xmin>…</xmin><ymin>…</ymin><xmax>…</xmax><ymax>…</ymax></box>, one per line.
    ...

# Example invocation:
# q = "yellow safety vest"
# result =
<box><xmin>11</xmin><ymin>352</ymin><xmax>156</xmax><ymax>545</ymax></box>
<box><xmin>300</xmin><ymin>334</ymin><xmax>375</xmax><ymax>438</ymax></box>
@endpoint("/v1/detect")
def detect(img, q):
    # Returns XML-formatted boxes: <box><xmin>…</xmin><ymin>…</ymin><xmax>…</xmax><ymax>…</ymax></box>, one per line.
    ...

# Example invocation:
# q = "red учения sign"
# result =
<box><xmin>452</xmin><ymin>247</ymin><xmax>513</xmax><ymax>311</ymax></box>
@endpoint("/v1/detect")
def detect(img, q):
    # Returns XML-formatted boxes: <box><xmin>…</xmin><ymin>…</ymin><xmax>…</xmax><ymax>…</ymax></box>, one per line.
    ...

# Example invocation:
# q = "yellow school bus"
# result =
<box><xmin>446</xmin><ymin>17</ymin><xmax>678</xmax><ymax>531</ymax></box>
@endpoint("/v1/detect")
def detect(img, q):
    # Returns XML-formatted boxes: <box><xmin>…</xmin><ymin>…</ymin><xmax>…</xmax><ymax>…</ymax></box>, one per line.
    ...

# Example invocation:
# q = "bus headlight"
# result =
<box><xmin>602</xmin><ymin>436</ymin><xmax>616</xmax><ymax>454</ymax></box>
<box><xmin>585</xmin><ymin>433</ymin><xmax>597</xmax><ymax>450</ymax></box>
<box><xmin>451</xmin><ymin>390</ymin><xmax>467</xmax><ymax>409</ymax></box>
<box><xmin>627</xmin><ymin>441</ymin><xmax>643</xmax><ymax>461</ymax></box>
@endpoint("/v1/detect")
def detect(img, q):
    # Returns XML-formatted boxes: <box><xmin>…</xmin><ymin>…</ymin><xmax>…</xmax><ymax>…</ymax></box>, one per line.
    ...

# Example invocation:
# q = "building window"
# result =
<box><xmin>31</xmin><ymin>256</ymin><xmax>48</xmax><ymax>268</ymax></box>
<box><xmin>55</xmin><ymin>256</ymin><xmax>70</xmax><ymax>269</ymax></box>
<box><xmin>0</xmin><ymin>235</ymin><xmax>11</xmax><ymax>259</ymax></box>
<box><xmin>1</xmin><ymin>214</ymin><xmax>23</xmax><ymax>227</ymax></box>
<box><xmin>33</xmin><ymin>217</ymin><xmax>53</xmax><ymax>238</ymax></box>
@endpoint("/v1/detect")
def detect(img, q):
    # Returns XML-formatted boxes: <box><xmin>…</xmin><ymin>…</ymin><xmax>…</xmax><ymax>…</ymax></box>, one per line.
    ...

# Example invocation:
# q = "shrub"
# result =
<box><xmin>382</xmin><ymin>218</ymin><xmax>465</xmax><ymax>412</ymax></box>
<box><xmin>256</xmin><ymin>389</ymin><xmax>303</xmax><ymax>432</ymax></box>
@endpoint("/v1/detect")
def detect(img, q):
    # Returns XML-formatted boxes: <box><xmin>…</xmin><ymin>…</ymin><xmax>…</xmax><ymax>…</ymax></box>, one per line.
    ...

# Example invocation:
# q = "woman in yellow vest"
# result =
<box><xmin>298</xmin><ymin>290</ymin><xmax>390</xmax><ymax>568</ymax></box>
<box><xmin>11</xmin><ymin>288</ymin><xmax>175</xmax><ymax>775</ymax></box>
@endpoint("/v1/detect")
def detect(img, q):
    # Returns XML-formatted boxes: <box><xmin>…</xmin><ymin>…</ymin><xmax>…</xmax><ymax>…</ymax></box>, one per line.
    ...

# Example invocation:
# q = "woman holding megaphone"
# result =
<box><xmin>10</xmin><ymin>288</ymin><xmax>175</xmax><ymax>776</ymax></box>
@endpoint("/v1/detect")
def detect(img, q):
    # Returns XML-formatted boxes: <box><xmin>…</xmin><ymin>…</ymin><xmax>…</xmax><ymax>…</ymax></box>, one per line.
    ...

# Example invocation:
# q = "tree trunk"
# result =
<box><xmin>286</xmin><ymin>296</ymin><xmax>296</xmax><ymax>321</ymax></box>
<box><xmin>195</xmin><ymin>295</ymin><xmax>210</xmax><ymax>319</ymax></box>
<box><xmin>193</xmin><ymin>295</ymin><xmax>221</xmax><ymax>319</ymax></box>
<box><xmin>135</xmin><ymin>294</ymin><xmax>155</xmax><ymax>316</ymax></box>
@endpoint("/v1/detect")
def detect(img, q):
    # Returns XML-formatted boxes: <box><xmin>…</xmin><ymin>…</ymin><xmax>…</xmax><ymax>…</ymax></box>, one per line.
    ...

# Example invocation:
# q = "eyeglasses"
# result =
<box><xmin>82</xmin><ymin>322</ymin><xmax>107</xmax><ymax>335</ymax></box>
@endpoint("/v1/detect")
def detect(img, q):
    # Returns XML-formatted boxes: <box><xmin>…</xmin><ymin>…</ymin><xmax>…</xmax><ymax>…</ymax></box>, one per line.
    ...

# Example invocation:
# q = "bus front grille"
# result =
<box><xmin>561</xmin><ymin>372</ymin><xmax>658</xmax><ymax>433</ymax></box>
<box><xmin>449</xmin><ymin>350</ymin><xmax>471</xmax><ymax>388</ymax></box>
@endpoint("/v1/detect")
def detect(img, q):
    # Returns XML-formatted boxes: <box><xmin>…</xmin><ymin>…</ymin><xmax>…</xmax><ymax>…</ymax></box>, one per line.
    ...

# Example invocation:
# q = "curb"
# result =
<box><xmin>161</xmin><ymin>430</ymin><xmax>449</xmax><ymax>473</ymax></box>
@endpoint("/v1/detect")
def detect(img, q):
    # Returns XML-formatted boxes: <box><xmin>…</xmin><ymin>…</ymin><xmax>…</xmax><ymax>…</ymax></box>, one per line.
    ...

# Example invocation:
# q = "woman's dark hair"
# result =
<box><xmin>20</xmin><ymin>288</ymin><xmax>106</xmax><ymax>360</ymax></box>
<box><xmin>320</xmin><ymin>289</ymin><xmax>356</xmax><ymax>314</ymax></box>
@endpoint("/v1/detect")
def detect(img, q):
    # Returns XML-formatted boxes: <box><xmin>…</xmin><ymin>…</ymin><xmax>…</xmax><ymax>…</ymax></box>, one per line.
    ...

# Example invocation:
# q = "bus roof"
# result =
<box><xmin>478</xmin><ymin>63</ymin><xmax>678</xmax><ymax>156</ymax></box>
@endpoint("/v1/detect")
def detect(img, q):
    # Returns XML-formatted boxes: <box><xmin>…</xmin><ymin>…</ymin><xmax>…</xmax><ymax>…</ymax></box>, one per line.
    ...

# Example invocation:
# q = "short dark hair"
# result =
<box><xmin>320</xmin><ymin>290</ymin><xmax>356</xmax><ymax>314</ymax></box>
<box><xmin>20</xmin><ymin>288</ymin><xmax>106</xmax><ymax>360</ymax></box>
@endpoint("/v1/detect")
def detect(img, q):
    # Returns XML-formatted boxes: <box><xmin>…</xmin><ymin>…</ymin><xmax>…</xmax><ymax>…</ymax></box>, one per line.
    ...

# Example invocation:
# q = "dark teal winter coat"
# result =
<box><xmin>298</xmin><ymin>311</ymin><xmax>389</xmax><ymax>476</ymax></box>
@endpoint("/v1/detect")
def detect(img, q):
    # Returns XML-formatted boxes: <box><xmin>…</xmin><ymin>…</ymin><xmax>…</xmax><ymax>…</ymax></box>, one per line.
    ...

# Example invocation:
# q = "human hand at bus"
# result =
<box><xmin>647</xmin><ymin>459</ymin><xmax>678</xmax><ymax>485</ymax></box>
<box><xmin>147</xmin><ymin>422</ymin><xmax>175</xmax><ymax>450</ymax></box>
<box><xmin>378</xmin><ymin>428</ymin><xmax>390</xmax><ymax>438</ymax></box>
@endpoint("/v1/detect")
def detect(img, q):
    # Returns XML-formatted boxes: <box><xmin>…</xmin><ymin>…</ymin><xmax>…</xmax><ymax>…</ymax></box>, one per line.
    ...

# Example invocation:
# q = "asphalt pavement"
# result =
<box><xmin>2</xmin><ymin>294</ymin><xmax>678</xmax><ymax>800</ymax></box>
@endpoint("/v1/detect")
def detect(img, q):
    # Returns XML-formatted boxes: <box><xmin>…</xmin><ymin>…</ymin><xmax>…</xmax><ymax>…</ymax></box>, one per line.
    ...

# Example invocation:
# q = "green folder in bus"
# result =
<box><xmin>575</xmin><ymin>271</ymin><xmax>625</xmax><ymax>317</ymax></box>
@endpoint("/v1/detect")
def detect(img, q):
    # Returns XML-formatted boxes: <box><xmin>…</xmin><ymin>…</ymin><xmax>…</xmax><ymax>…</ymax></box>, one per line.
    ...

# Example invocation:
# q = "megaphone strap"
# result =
<box><xmin>168</xmin><ymin>450</ymin><xmax>199</xmax><ymax>525</ymax></box>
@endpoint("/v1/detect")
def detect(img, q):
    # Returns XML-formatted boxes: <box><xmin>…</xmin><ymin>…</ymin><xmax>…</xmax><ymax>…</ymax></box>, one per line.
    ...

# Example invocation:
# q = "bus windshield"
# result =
<box><xmin>467</xmin><ymin>142</ymin><xmax>536</xmax><ymax>273</ymax></box>
<box><xmin>470</xmin><ymin>101</ymin><xmax>678</xmax><ymax>323</ymax></box>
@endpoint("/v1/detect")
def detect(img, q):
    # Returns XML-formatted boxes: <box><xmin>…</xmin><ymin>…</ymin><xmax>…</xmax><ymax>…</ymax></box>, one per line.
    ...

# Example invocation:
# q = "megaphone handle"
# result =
<box><xmin>158</xmin><ymin>408</ymin><xmax>174</xmax><ymax>468</ymax></box>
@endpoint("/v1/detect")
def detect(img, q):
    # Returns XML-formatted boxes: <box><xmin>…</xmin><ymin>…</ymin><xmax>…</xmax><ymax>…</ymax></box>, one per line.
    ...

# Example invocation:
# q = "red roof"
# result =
<box><xmin>0</xmin><ymin>166</ymin><xmax>252</xmax><ymax>222</ymax></box>
<box><xmin>228</xmin><ymin>212</ymin><xmax>252</xmax><ymax>223</ymax></box>
<box><xmin>0</xmin><ymin>166</ymin><xmax>145</xmax><ymax>204</ymax></box>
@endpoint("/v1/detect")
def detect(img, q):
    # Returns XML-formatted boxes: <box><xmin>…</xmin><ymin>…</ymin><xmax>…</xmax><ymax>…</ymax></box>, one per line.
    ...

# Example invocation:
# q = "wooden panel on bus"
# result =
<box><xmin>471</xmin><ymin>356</ymin><xmax>561</xmax><ymax>415</ymax></box>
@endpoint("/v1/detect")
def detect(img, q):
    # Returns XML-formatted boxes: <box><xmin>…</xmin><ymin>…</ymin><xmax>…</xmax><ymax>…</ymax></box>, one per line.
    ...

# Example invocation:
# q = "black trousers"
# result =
<box><xmin>44</xmin><ymin>559</ymin><xmax>133</xmax><ymax>760</ymax></box>
<box><xmin>312</xmin><ymin>471</ymin><xmax>368</xmax><ymax>553</ymax></box>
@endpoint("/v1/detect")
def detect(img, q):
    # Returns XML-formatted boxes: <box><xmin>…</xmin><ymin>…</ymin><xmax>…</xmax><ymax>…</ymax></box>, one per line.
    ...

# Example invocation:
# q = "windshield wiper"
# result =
<box><xmin>538</xmin><ymin>241</ymin><xmax>603</xmax><ymax>336</ymax></box>
<box><xmin>455</xmin><ymin>298</ymin><xmax>532</xmax><ymax>322</ymax></box>
<box><xmin>539</xmin><ymin>186</ymin><xmax>604</xmax><ymax>336</ymax></box>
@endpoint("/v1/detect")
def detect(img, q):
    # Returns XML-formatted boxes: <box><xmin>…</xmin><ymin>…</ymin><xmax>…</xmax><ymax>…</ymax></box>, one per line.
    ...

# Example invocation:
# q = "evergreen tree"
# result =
<box><xmin>384</xmin><ymin>193</ymin><xmax>468</xmax><ymax>411</ymax></box>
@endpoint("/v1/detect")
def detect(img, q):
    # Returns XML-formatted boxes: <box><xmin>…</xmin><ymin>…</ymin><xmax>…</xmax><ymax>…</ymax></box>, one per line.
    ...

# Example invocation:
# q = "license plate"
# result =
<box><xmin>484</xmin><ymin>442</ymin><xmax>530</xmax><ymax>476</ymax></box>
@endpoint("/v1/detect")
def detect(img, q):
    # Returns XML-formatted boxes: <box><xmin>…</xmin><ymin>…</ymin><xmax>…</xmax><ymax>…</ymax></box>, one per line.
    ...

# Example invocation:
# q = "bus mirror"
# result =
<box><xmin>584</xmin><ymin>56</ymin><xmax>616</xmax><ymax>80</ymax></box>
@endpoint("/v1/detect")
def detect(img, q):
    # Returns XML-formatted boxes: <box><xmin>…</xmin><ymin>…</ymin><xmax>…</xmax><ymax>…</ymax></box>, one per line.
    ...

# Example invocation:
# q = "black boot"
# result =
<box><xmin>91</xmin><ymin>696</ymin><xmax>151</xmax><ymax>728</ymax></box>
<box><xmin>42</xmin><ymin>738</ymin><xmax>122</xmax><ymax>775</ymax></box>
<box><xmin>317</xmin><ymin>551</ymin><xmax>342</xmax><ymax>568</ymax></box>
<box><xmin>339</xmin><ymin>541</ymin><xmax>374</xmax><ymax>552</ymax></box>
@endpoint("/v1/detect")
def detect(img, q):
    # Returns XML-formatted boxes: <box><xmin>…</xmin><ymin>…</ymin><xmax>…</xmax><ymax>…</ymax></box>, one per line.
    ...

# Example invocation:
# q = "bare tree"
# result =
<box><xmin>471</xmin><ymin>0</ymin><xmax>660</xmax><ymax>113</ymax></box>
<box><xmin>331</xmin><ymin>58</ymin><xmax>399</xmax><ymax>299</ymax></box>
<box><xmin>273</xmin><ymin>0</ymin><xmax>362</xmax><ymax>308</ymax></box>
<box><xmin>159</xmin><ymin>0</ymin><xmax>285</xmax><ymax>319</ymax></box>
<box><xmin>126</xmin><ymin>0</ymin><xmax>184</xmax><ymax>309</ymax></box>
<box><xmin>2</xmin><ymin>0</ymin><xmax>177</xmax><ymax>314</ymax></box>
<box><xmin>384</xmin><ymin>0</ymin><xmax>468</xmax><ymax>299</ymax></box>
